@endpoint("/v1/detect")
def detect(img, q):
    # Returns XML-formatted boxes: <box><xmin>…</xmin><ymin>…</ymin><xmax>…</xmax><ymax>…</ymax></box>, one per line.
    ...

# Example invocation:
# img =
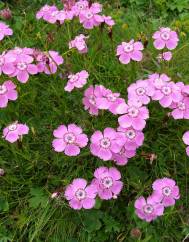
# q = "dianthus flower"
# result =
<box><xmin>0</xmin><ymin>80</ymin><xmax>17</xmax><ymax>108</ymax></box>
<box><xmin>69</xmin><ymin>34</ymin><xmax>88</xmax><ymax>54</ymax></box>
<box><xmin>71</xmin><ymin>0</ymin><xmax>89</xmax><ymax>16</ymax></box>
<box><xmin>148</xmin><ymin>73</ymin><xmax>171</xmax><ymax>89</ymax></box>
<box><xmin>0</xmin><ymin>22</ymin><xmax>13</xmax><ymax>41</ymax></box>
<box><xmin>157</xmin><ymin>51</ymin><xmax>172</xmax><ymax>62</ymax></box>
<box><xmin>170</xmin><ymin>97</ymin><xmax>189</xmax><ymax>119</ymax></box>
<box><xmin>102</xmin><ymin>15</ymin><xmax>115</xmax><ymax>26</ymax></box>
<box><xmin>36</xmin><ymin>5</ymin><xmax>58</xmax><ymax>21</ymax></box>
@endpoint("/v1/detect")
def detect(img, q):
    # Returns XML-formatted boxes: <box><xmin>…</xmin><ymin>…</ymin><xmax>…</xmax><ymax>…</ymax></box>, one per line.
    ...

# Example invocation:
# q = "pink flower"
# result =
<box><xmin>112</xmin><ymin>147</ymin><xmax>136</xmax><ymax>166</ymax></box>
<box><xmin>117</xmin><ymin>101</ymin><xmax>149</xmax><ymax>130</ymax></box>
<box><xmin>82</xmin><ymin>85</ymin><xmax>106</xmax><ymax>116</ymax></box>
<box><xmin>92</xmin><ymin>167</ymin><xmax>123</xmax><ymax>200</ymax></box>
<box><xmin>79</xmin><ymin>3</ymin><xmax>104</xmax><ymax>29</ymax></box>
<box><xmin>128</xmin><ymin>79</ymin><xmax>155</xmax><ymax>105</ymax></box>
<box><xmin>134</xmin><ymin>195</ymin><xmax>164</xmax><ymax>222</ymax></box>
<box><xmin>182</xmin><ymin>131</ymin><xmax>189</xmax><ymax>156</ymax></box>
<box><xmin>152</xmin><ymin>178</ymin><xmax>180</xmax><ymax>207</ymax></box>
<box><xmin>103</xmin><ymin>15</ymin><xmax>115</xmax><ymax>26</ymax></box>
<box><xmin>69</xmin><ymin>34</ymin><xmax>88</xmax><ymax>54</ymax></box>
<box><xmin>157</xmin><ymin>51</ymin><xmax>172</xmax><ymax>62</ymax></box>
<box><xmin>170</xmin><ymin>97</ymin><xmax>189</xmax><ymax>119</ymax></box>
<box><xmin>71</xmin><ymin>0</ymin><xmax>89</xmax><ymax>16</ymax></box>
<box><xmin>36</xmin><ymin>5</ymin><xmax>58</xmax><ymax>21</ymax></box>
<box><xmin>0</xmin><ymin>22</ymin><xmax>13</xmax><ymax>41</ymax></box>
<box><xmin>151</xmin><ymin>81</ymin><xmax>182</xmax><ymax>108</ymax></box>
<box><xmin>64</xmin><ymin>178</ymin><xmax>97</xmax><ymax>210</ymax></box>
<box><xmin>116</xmin><ymin>40</ymin><xmax>144</xmax><ymax>64</ymax></box>
<box><xmin>148</xmin><ymin>73</ymin><xmax>171</xmax><ymax>89</ymax></box>
<box><xmin>117</xmin><ymin>126</ymin><xmax>144</xmax><ymax>151</ymax></box>
<box><xmin>64</xmin><ymin>70</ymin><xmax>89</xmax><ymax>92</ymax></box>
<box><xmin>52</xmin><ymin>124</ymin><xmax>88</xmax><ymax>156</ymax></box>
<box><xmin>153</xmin><ymin>27</ymin><xmax>179</xmax><ymax>50</ymax></box>
<box><xmin>2</xmin><ymin>121</ymin><xmax>29</xmax><ymax>143</ymax></box>
<box><xmin>61</xmin><ymin>0</ymin><xmax>76</xmax><ymax>11</ymax></box>
<box><xmin>90</xmin><ymin>128</ymin><xmax>125</xmax><ymax>161</ymax></box>
<box><xmin>0</xmin><ymin>51</ymin><xmax>16</xmax><ymax>75</ymax></box>
<box><xmin>0</xmin><ymin>80</ymin><xmax>18</xmax><ymax>108</ymax></box>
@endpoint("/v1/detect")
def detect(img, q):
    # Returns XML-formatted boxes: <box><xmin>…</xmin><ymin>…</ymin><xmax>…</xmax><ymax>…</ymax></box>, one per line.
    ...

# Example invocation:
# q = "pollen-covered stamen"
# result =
<box><xmin>8</xmin><ymin>123</ymin><xmax>17</xmax><ymax>131</ymax></box>
<box><xmin>126</xmin><ymin>129</ymin><xmax>136</xmax><ymax>139</ymax></box>
<box><xmin>17</xmin><ymin>62</ymin><xmax>27</xmax><ymax>71</ymax></box>
<box><xmin>177</xmin><ymin>102</ymin><xmax>186</xmax><ymax>110</ymax></box>
<box><xmin>75</xmin><ymin>188</ymin><xmax>87</xmax><ymax>200</ymax></box>
<box><xmin>161</xmin><ymin>31</ymin><xmax>170</xmax><ymax>41</ymax></box>
<box><xmin>143</xmin><ymin>204</ymin><xmax>154</xmax><ymax>214</ymax></box>
<box><xmin>162</xmin><ymin>86</ymin><xmax>171</xmax><ymax>95</ymax></box>
<box><xmin>107</xmin><ymin>94</ymin><xmax>117</xmax><ymax>102</ymax></box>
<box><xmin>0</xmin><ymin>85</ymin><xmax>7</xmax><ymax>95</ymax></box>
<box><xmin>124</xmin><ymin>43</ymin><xmax>134</xmax><ymax>53</ymax></box>
<box><xmin>162</xmin><ymin>186</ymin><xmax>172</xmax><ymax>196</ymax></box>
<box><xmin>128</xmin><ymin>107</ymin><xmax>139</xmax><ymax>117</ymax></box>
<box><xmin>102</xmin><ymin>176</ymin><xmax>113</xmax><ymax>188</ymax></box>
<box><xmin>100</xmin><ymin>137</ymin><xmax>111</xmax><ymax>149</ymax></box>
<box><xmin>89</xmin><ymin>95</ymin><xmax>96</xmax><ymax>105</ymax></box>
<box><xmin>136</xmin><ymin>87</ymin><xmax>146</xmax><ymax>96</ymax></box>
<box><xmin>64</xmin><ymin>132</ymin><xmax>76</xmax><ymax>144</ymax></box>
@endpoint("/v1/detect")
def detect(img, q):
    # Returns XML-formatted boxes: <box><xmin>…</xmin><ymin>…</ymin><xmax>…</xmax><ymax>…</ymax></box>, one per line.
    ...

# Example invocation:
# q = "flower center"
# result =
<box><xmin>162</xmin><ymin>186</ymin><xmax>172</xmax><ymax>196</ymax></box>
<box><xmin>124</xmin><ymin>44</ymin><xmax>134</xmax><ymax>53</ymax></box>
<box><xmin>102</xmin><ymin>177</ymin><xmax>113</xmax><ymax>188</ymax></box>
<box><xmin>162</xmin><ymin>86</ymin><xmax>171</xmax><ymax>95</ymax></box>
<box><xmin>0</xmin><ymin>56</ymin><xmax>4</xmax><ymax>66</ymax></box>
<box><xmin>107</xmin><ymin>94</ymin><xmax>117</xmax><ymax>102</ymax></box>
<box><xmin>136</xmin><ymin>87</ymin><xmax>146</xmax><ymax>96</ymax></box>
<box><xmin>100</xmin><ymin>137</ymin><xmax>111</xmax><ymax>149</ymax></box>
<box><xmin>0</xmin><ymin>85</ymin><xmax>7</xmax><ymax>95</ymax></box>
<box><xmin>8</xmin><ymin>123</ymin><xmax>17</xmax><ymax>131</ymax></box>
<box><xmin>89</xmin><ymin>95</ymin><xmax>96</xmax><ymax>105</ymax></box>
<box><xmin>125</xmin><ymin>129</ymin><xmax>136</xmax><ymax>139</ymax></box>
<box><xmin>86</xmin><ymin>12</ymin><xmax>93</xmax><ymax>19</ymax></box>
<box><xmin>64</xmin><ymin>132</ymin><xmax>76</xmax><ymax>144</ymax></box>
<box><xmin>69</xmin><ymin>74</ymin><xmax>78</xmax><ymax>83</ymax></box>
<box><xmin>128</xmin><ymin>107</ymin><xmax>139</xmax><ymax>117</ymax></box>
<box><xmin>77</xmin><ymin>3</ymin><xmax>84</xmax><ymax>10</ymax></box>
<box><xmin>75</xmin><ymin>188</ymin><xmax>86</xmax><ymax>200</ymax></box>
<box><xmin>178</xmin><ymin>102</ymin><xmax>185</xmax><ymax>110</ymax></box>
<box><xmin>143</xmin><ymin>204</ymin><xmax>154</xmax><ymax>214</ymax></box>
<box><xmin>17</xmin><ymin>62</ymin><xmax>27</xmax><ymax>71</ymax></box>
<box><xmin>161</xmin><ymin>31</ymin><xmax>170</xmax><ymax>41</ymax></box>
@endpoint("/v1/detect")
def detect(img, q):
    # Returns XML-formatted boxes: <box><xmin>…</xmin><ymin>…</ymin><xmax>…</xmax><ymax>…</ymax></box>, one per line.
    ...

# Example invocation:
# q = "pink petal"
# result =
<box><xmin>17</xmin><ymin>71</ymin><xmax>29</xmax><ymax>83</ymax></box>
<box><xmin>82</xmin><ymin>198</ymin><xmax>95</xmax><ymax>209</ymax></box>
<box><xmin>154</xmin><ymin>39</ymin><xmax>165</xmax><ymax>50</ymax></box>
<box><xmin>52</xmin><ymin>139</ymin><xmax>66</xmax><ymax>152</ymax></box>
<box><xmin>64</xmin><ymin>144</ymin><xmax>80</xmax><ymax>156</ymax></box>
<box><xmin>69</xmin><ymin>198</ymin><xmax>82</xmax><ymax>210</ymax></box>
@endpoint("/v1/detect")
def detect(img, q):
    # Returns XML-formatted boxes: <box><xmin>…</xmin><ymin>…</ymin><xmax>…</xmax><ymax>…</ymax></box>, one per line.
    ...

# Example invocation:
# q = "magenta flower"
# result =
<box><xmin>2</xmin><ymin>121</ymin><xmax>29</xmax><ymax>143</ymax></box>
<box><xmin>64</xmin><ymin>70</ymin><xmax>89</xmax><ymax>92</ymax></box>
<box><xmin>182</xmin><ymin>131</ymin><xmax>189</xmax><ymax>156</ymax></box>
<box><xmin>116</xmin><ymin>40</ymin><xmax>144</xmax><ymax>64</ymax></box>
<box><xmin>148</xmin><ymin>73</ymin><xmax>171</xmax><ymax>89</ymax></box>
<box><xmin>134</xmin><ymin>196</ymin><xmax>164</xmax><ymax>222</ymax></box>
<box><xmin>117</xmin><ymin>126</ymin><xmax>144</xmax><ymax>151</ymax></box>
<box><xmin>171</xmin><ymin>97</ymin><xmax>189</xmax><ymax>119</ymax></box>
<box><xmin>69</xmin><ymin>34</ymin><xmax>88</xmax><ymax>54</ymax></box>
<box><xmin>52</xmin><ymin>124</ymin><xmax>88</xmax><ymax>156</ymax></box>
<box><xmin>128</xmin><ymin>79</ymin><xmax>155</xmax><ymax>105</ymax></box>
<box><xmin>153</xmin><ymin>27</ymin><xmax>179</xmax><ymax>50</ymax></box>
<box><xmin>0</xmin><ymin>80</ymin><xmax>18</xmax><ymax>108</ymax></box>
<box><xmin>79</xmin><ymin>3</ymin><xmax>104</xmax><ymax>29</ymax></box>
<box><xmin>103</xmin><ymin>15</ymin><xmax>115</xmax><ymax>26</ymax></box>
<box><xmin>64</xmin><ymin>178</ymin><xmax>97</xmax><ymax>210</ymax></box>
<box><xmin>90</xmin><ymin>128</ymin><xmax>125</xmax><ymax>161</ymax></box>
<box><xmin>112</xmin><ymin>146</ymin><xmax>136</xmax><ymax>166</ymax></box>
<box><xmin>92</xmin><ymin>167</ymin><xmax>123</xmax><ymax>200</ymax></box>
<box><xmin>152</xmin><ymin>178</ymin><xmax>180</xmax><ymax>207</ymax></box>
<box><xmin>157</xmin><ymin>51</ymin><xmax>172</xmax><ymax>62</ymax></box>
<box><xmin>82</xmin><ymin>85</ymin><xmax>106</xmax><ymax>116</ymax></box>
<box><xmin>117</xmin><ymin>101</ymin><xmax>149</xmax><ymax>130</ymax></box>
<box><xmin>0</xmin><ymin>22</ymin><xmax>13</xmax><ymax>41</ymax></box>
<box><xmin>152</xmin><ymin>81</ymin><xmax>182</xmax><ymax>108</ymax></box>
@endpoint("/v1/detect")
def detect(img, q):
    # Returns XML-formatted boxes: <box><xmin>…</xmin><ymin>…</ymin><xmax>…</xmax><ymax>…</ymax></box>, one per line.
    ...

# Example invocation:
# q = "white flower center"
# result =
<box><xmin>125</xmin><ymin>129</ymin><xmax>136</xmax><ymax>139</ymax></box>
<box><xmin>8</xmin><ymin>123</ymin><xmax>17</xmax><ymax>131</ymax></box>
<box><xmin>107</xmin><ymin>94</ymin><xmax>117</xmax><ymax>102</ymax></box>
<box><xmin>75</xmin><ymin>188</ymin><xmax>86</xmax><ymax>200</ymax></box>
<box><xmin>161</xmin><ymin>31</ymin><xmax>170</xmax><ymax>41</ymax></box>
<box><xmin>69</xmin><ymin>74</ymin><xmax>78</xmax><ymax>83</ymax></box>
<box><xmin>178</xmin><ymin>102</ymin><xmax>185</xmax><ymax>110</ymax></box>
<box><xmin>86</xmin><ymin>12</ymin><xmax>93</xmax><ymax>19</ymax></box>
<box><xmin>89</xmin><ymin>95</ymin><xmax>96</xmax><ymax>105</ymax></box>
<box><xmin>0</xmin><ymin>85</ymin><xmax>7</xmax><ymax>94</ymax></box>
<box><xmin>64</xmin><ymin>132</ymin><xmax>76</xmax><ymax>144</ymax></box>
<box><xmin>77</xmin><ymin>3</ymin><xmax>84</xmax><ymax>10</ymax></box>
<box><xmin>162</xmin><ymin>86</ymin><xmax>171</xmax><ymax>95</ymax></box>
<box><xmin>102</xmin><ymin>177</ymin><xmax>113</xmax><ymax>188</ymax></box>
<box><xmin>143</xmin><ymin>204</ymin><xmax>154</xmax><ymax>214</ymax></box>
<box><xmin>124</xmin><ymin>44</ymin><xmax>134</xmax><ymax>53</ymax></box>
<box><xmin>100</xmin><ymin>137</ymin><xmax>111</xmax><ymax>149</ymax></box>
<box><xmin>17</xmin><ymin>62</ymin><xmax>27</xmax><ymax>71</ymax></box>
<box><xmin>128</xmin><ymin>107</ymin><xmax>139</xmax><ymax>117</ymax></box>
<box><xmin>136</xmin><ymin>87</ymin><xmax>146</xmax><ymax>96</ymax></box>
<box><xmin>162</xmin><ymin>186</ymin><xmax>172</xmax><ymax>196</ymax></box>
<box><xmin>0</xmin><ymin>56</ymin><xmax>4</xmax><ymax>66</ymax></box>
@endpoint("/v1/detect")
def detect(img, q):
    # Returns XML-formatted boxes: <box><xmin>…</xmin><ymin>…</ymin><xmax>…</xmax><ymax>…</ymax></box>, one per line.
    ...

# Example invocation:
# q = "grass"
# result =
<box><xmin>0</xmin><ymin>0</ymin><xmax>189</xmax><ymax>241</ymax></box>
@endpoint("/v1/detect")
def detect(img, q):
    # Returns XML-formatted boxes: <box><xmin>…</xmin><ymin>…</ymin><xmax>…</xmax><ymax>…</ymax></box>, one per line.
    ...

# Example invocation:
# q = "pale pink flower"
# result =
<box><xmin>103</xmin><ymin>15</ymin><xmax>115</xmax><ymax>26</ymax></box>
<box><xmin>152</xmin><ymin>178</ymin><xmax>180</xmax><ymax>207</ymax></box>
<box><xmin>36</xmin><ymin>5</ymin><xmax>58</xmax><ymax>21</ymax></box>
<box><xmin>112</xmin><ymin>146</ymin><xmax>136</xmax><ymax>166</ymax></box>
<box><xmin>64</xmin><ymin>178</ymin><xmax>97</xmax><ymax>210</ymax></box>
<box><xmin>153</xmin><ymin>27</ymin><xmax>179</xmax><ymax>50</ymax></box>
<box><xmin>71</xmin><ymin>0</ymin><xmax>89</xmax><ymax>16</ymax></box>
<box><xmin>116</xmin><ymin>40</ymin><xmax>144</xmax><ymax>64</ymax></box>
<box><xmin>157</xmin><ymin>51</ymin><xmax>172</xmax><ymax>62</ymax></box>
<box><xmin>79</xmin><ymin>3</ymin><xmax>104</xmax><ymax>29</ymax></box>
<box><xmin>90</xmin><ymin>128</ymin><xmax>125</xmax><ymax>161</ymax></box>
<box><xmin>0</xmin><ymin>80</ymin><xmax>17</xmax><ymax>108</ymax></box>
<box><xmin>69</xmin><ymin>34</ymin><xmax>88</xmax><ymax>54</ymax></box>
<box><xmin>134</xmin><ymin>195</ymin><xmax>164</xmax><ymax>222</ymax></box>
<box><xmin>0</xmin><ymin>51</ymin><xmax>16</xmax><ymax>75</ymax></box>
<box><xmin>52</xmin><ymin>124</ymin><xmax>88</xmax><ymax>156</ymax></box>
<box><xmin>148</xmin><ymin>73</ymin><xmax>171</xmax><ymax>89</ymax></box>
<box><xmin>92</xmin><ymin>167</ymin><xmax>123</xmax><ymax>200</ymax></box>
<box><xmin>0</xmin><ymin>22</ymin><xmax>13</xmax><ymax>41</ymax></box>
<box><xmin>64</xmin><ymin>70</ymin><xmax>89</xmax><ymax>92</ymax></box>
<box><xmin>170</xmin><ymin>97</ymin><xmax>189</xmax><ymax>119</ymax></box>
<box><xmin>3</xmin><ymin>121</ymin><xmax>29</xmax><ymax>143</ymax></box>
<box><xmin>182</xmin><ymin>131</ymin><xmax>189</xmax><ymax>156</ymax></box>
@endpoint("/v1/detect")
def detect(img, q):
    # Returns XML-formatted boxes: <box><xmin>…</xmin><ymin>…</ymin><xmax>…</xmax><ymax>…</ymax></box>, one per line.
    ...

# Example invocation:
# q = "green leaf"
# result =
<box><xmin>103</xmin><ymin>215</ymin><xmax>121</xmax><ymax>233</ymax></box>
<box><xmin>28</xmin><ymin>187</ymin><xmax>48</xmax><ymax>209</ymax></box>
<box><xmin>0</xmin><ymin>198</ymin><xmax>9</xmax><ymax>212</ymax></box>
<box><xmin>82</xmin><ymin>211</ymin><xmax>102</xmax><ymax>233</ymax></box>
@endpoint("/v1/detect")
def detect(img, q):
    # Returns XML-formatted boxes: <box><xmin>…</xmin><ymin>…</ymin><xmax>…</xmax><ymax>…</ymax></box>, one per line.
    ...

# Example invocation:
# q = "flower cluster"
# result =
<box><xmin>135</xmin><ymin>178</ymin><xmax>180</xmax><ymax>222</ymax></box>
<box><xmin>64</xmin><ymin>166</ymin><xmax>123</xmax><ymax>209</ymax></box>
<box><xmin>36</xmin><ymin>2</ymin><xmax>115</xmax><ymax>29</ymax></box>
